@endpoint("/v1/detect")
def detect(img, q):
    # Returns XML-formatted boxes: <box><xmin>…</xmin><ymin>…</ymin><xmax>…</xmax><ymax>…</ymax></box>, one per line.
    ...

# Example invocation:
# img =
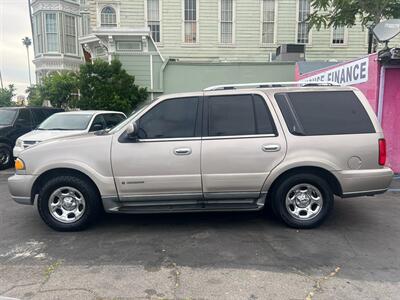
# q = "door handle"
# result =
<box><xmin>174</xmin><ymin>147</ymin><xmax>192</xmax><ymax>155</ymax></box>
<box><xmin>262</xmin><ymin>144</ymin><xmax>281</xmax><ymax>152</ymax></box>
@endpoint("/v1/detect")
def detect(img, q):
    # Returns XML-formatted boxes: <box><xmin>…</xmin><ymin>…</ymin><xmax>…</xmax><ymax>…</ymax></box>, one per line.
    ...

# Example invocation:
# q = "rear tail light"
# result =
<box><xmin>379</xmin><ymin>138</ymin><xmax>386</xmax><ymax>166</ymax></box>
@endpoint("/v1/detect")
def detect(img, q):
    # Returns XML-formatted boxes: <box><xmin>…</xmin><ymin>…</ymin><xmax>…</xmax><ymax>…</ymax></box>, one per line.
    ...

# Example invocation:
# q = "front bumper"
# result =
<box><xmin>334</xmin><ymin>167</ymin><xmax>394</xmax><ymax>197</ymax></box>
<box><xmin>8</xmin><ymin>174</ymin><xmax>37</xmax><ymax>205</ymax></box>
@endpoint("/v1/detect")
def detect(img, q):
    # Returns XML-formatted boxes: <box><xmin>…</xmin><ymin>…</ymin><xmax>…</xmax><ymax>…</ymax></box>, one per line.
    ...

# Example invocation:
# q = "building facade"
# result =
<box><xmin>31</xmin><ymin>0</ymin><xmax>83</xmax><ymax>81</ymax></box>
<box><xmin>80</xmin><ymin>0</ymin><xmax>374</xmax><ymax>61</ymax></box>
<box><xmin>30</xmin><ymin>0</ymin><xmax>399</xmax><ymax>94</ymax></box>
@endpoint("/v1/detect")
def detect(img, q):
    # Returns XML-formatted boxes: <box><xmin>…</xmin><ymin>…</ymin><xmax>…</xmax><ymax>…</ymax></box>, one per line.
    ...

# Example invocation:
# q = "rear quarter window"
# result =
<box><xmin>275</xmin><ymin>91</ymin><xmax>375</xmax><ymax>135</ymax></box>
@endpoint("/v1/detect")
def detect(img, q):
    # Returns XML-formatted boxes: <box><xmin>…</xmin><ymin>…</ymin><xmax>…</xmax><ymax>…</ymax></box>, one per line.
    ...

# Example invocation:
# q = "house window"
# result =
<box><xmin>45</xmin><ymin>13</ymin><xmax>59</xmax><ymax>52</ymax></box>
<box><xmin>184</xmin><ymin>0</ymin><xmax>197</xmax><ymax>43</ymax></box>
<box><xmin>332</xmin><ymin>26</ymin><xmax>345</xmax><ymax>44</ymax></box>
<box><xmin>34</xmin><ymin>14</ymin><xmax>43</xmax><ymax>54</ymax></box>
<box><xmin>101</xmin><ymin>6</ymin><xmax>117</xmax><ymax>27</ymax></box>
<box><xmin>82</xmin><ymin>14</ymin><xmax>91</xmax><ymax>36</ymax></box>
<box><xmin>262</xmin><ymin>0</ymin><xmax>275</xmax><ymax>44</ymax></box>
<box><xmin>220</xmin><ymin>0</ymin><xmax>233</xmax><ymax>44</ymax></box>
<box><xmin>147</xmin><ymin>0</ymin><xmax>160</xmax><ymax>42</ymax></box>
<box><xmin>117</xmin><ymin>41</ymin><xmax>142</xmax><ymax>51</ymax></box>
<box><xmin>64</xmin><ymin>15</ymin><xmax>77</xmax><ymax>54</ymax></box>
<box><xmin>297</xmin><ymin>0</ymin><xmax>310</xmax><ymax>44</ymax></box>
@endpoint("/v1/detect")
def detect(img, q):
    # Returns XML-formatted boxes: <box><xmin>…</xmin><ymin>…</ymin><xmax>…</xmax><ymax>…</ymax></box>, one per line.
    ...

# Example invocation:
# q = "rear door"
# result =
<box><xmin>201</xmin><ymin>91</ymin><xmax>286</xmax><ymax>202</ymax></box>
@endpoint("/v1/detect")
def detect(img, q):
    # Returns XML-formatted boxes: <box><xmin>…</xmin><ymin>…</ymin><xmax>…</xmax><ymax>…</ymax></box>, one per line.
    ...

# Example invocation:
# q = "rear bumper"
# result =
<box><xmin>334</xmin><ymin>167</ymin><xmax>394</xmax><ymax>197</ymax></box>
<box><xmin>8</xmin><ymin>174</ymin><xmax>37</xmax><ymax>205</ymax></box>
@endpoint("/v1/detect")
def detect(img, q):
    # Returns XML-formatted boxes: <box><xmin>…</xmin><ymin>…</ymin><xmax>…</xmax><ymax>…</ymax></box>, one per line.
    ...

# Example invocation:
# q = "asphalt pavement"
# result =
<box><xmin>0</xmin><ymin>170</ymin><xmax>399</xmax><ymax>299</ymax></box>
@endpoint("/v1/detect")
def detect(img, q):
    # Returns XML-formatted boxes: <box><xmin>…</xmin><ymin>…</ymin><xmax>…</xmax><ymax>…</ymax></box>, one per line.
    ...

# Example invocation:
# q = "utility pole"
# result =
<box><xmin>0</xmin><ymin>69</ymin><xmax>3</xmax><ymax>89</ymax></box>
<box><xmin>22</xmin><ymin>37</ymin><xmax>32</xmax><ymax>86</ymax></box>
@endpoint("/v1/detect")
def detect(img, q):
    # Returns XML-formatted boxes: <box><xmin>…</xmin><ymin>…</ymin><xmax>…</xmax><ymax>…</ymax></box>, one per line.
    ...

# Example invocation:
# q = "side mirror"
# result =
<box><xmin>126</xmin><ymin>122</ymin><xmax>138</xmax><ymax>139</ymax></box>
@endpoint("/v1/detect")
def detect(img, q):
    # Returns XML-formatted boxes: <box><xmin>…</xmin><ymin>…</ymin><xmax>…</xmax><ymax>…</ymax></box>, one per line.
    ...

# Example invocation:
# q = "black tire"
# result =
<box><xmin>0</xmin><ymin>143</ymin><xmax>13</xmax><ymax>170</ymax></box>
<box><xmin>37</xmin><ymin>175</ymin><xmax>101</xmax><ymax>231</ymax></box>
<box><xmin>271</xmin><ymin>173</ymin><xmax>334</xmax><ymax>229</ymax></box>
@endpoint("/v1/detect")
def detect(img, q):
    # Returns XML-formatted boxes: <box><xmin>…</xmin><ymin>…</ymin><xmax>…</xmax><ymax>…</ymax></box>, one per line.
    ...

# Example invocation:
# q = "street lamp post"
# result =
<box><xmin>22</xmin><ymin>37</ymin><xmax>32</xmax><ymax>86</ymax></box>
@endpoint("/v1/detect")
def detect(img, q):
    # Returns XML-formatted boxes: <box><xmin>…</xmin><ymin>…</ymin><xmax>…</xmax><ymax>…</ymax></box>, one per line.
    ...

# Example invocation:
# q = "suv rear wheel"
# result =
<box><xmin>0</xmin><ymin>143</ymin><xmax>12</xmax><ymax>170</ymax></box>
<box><xmin>37</xmin><ymin>175</ymin><xmax>101</xmax><ymax>231</ymax></box>
<box><xmin>271</xmin><ymin>173</ymin><xmax>334</xmax><ymax>229</ymax></box>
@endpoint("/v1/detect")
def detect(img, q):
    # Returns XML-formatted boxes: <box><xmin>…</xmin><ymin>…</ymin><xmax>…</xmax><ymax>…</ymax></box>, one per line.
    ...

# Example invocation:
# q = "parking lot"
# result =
<box><xmin>0</xmin><ymin>170</ymin><xmax>399</xmax><ymax>299</ymax></box>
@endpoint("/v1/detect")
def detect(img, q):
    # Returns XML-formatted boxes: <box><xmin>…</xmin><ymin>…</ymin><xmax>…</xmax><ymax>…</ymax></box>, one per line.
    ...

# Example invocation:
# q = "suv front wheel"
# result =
<box><xmin>37</xmin><ymin>175</ymin><xmax>101</xmax><ymax>231</ymax></box>
<box><xmin>271</xmin><ymin>173</ymin><xmax>334</xmax><ymax>229</ymax></box>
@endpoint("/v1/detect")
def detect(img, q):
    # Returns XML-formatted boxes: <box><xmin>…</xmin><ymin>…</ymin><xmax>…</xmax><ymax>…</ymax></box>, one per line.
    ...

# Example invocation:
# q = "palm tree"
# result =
<box><xmin>22</xmin><ymin>37</ymin><xmax>32</xmax><ymax>86</ymax></box>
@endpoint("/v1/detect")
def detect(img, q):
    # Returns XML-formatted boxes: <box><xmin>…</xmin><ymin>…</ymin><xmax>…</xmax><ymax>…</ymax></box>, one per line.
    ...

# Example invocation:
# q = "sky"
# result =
<box><xmin>0</xmin><ymin>0</ymin><xmax>35</xmax><ymax>96</ymax></box>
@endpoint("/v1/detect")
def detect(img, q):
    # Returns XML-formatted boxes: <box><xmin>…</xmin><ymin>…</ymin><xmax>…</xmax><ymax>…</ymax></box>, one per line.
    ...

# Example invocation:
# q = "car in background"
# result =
<box><xmin>0</xmin><ymin>107</ymin><xmax>63</xmax><ymax>170</ymax></box>
<box><xmin>13</xmin><ymin>111</ymin><xmax>126</xmax><ymax>159</ymax></box>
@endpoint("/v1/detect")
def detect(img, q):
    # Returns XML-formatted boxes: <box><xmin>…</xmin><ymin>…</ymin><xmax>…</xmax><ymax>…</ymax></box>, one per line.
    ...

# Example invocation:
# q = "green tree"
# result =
<box><xmin>40</xmin><ymin>71</ymin><xmax>79</xmax><ymax>108</ymax></box>
<box><xmin>308</xmin><ymin>0</ymin><xmax>400</xmax><ymax>52</ymax></box>
<box><xmin>26</xmin><ymin>85</ymin><xmax>44</xmax><ymax>106</ymax></box>
<box><xmin>78</xmin><ymin>59</ymin><xmax>147</xmax><ymax>114</ymax></box>
<box><xmin>0</xmin><ymin>84</ymin><xmax>16</xmax><ymax>107</ymax></box>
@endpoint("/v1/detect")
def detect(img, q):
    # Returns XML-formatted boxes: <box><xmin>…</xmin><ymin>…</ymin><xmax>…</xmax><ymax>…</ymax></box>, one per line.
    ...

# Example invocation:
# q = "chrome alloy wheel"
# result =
<box><xmin>48</xmin><ymin>187</ymin><xmax>86</xmax><ymax>223</ymax></box>
<box><xmin>285</xmin><ymin>184</ymin><xmax>323</xmax><ymax>221</ymax></box>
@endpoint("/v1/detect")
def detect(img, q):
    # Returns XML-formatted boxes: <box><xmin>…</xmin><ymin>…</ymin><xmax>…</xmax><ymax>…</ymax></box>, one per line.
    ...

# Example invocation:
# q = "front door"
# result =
<box><xmin>111</xmin><ymin>96</ymin><xmax>203</xmax><ymax>205</ymax></box>
<box><xmin>201</xmin><ymin>92</ymin><xmax>286</xmax><ymax>202</ymax></box>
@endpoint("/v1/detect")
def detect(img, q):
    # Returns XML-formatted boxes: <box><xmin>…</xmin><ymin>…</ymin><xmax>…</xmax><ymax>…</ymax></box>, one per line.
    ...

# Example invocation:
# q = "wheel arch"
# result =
<box><xmin>0</xmin><ymin>138</ymin><xmax>13</xmax><ymax>148</ymax></box>
<box><xmin>31</xmin><ymin>168</ymin><xmax>102</xmax><ymax>204</ymax></box>
<box><xmin>266</xmin><ymin>166</ymin><xmax>343</xmax><ymax>198</ymax></box>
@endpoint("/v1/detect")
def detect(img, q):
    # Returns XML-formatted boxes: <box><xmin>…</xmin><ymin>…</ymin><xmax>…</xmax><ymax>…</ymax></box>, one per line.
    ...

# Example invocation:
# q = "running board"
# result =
<box><xmin>102</xmin><ymin>195</ymin><xmax>266</xmax><ymax>214</ymax></box>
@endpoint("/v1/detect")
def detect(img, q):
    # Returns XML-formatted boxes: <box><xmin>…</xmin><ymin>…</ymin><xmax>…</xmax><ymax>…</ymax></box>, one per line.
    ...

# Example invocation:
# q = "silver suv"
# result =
<box><xmin>8</xmin><ymin>83</ymin><xmax>393</xmax><ymax>231</ymax></box>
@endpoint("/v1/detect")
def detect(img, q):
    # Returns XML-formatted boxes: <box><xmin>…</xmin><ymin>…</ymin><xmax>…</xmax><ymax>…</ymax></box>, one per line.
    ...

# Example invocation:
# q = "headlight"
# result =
<box><xmin>15</xmin><ymin>139</ymin><xmax>23</xmax><ymax>148</ymax></box>
<box><xmin>15</xmin><ymin>158</ymin><xmax>25</xmax><ymax>171</ymax></box>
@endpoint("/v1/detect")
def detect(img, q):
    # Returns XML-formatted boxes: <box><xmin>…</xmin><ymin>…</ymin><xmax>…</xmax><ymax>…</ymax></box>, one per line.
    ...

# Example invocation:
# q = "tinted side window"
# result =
<box><xmin>104</xmin><ymin>113</ymin><xmax>126</xmax><ymax>129</ymax></box>
<box><xmin>275</xmin><ymin>91</ymin><xmax>375</xmax><ymax>135</ymax></box>
<box><xmin>253</xmin><ymin>95</ymin><xmax>276</xmax><ymax>135</ymax></box>
<box><xmin>139</xmin><ymin>97</ymin><xmax>199</xmax><ymax>139</ymax></box>
<box><xmin>208</xmin><ymin>94</ymin><xmax>276</xmax><ymax>136</ymax></box>
<box><xmin>16</xmin><ymin>109</ymin><xmax>32</xmax><ymax>127</ymax></box>
<box><xmin>89</xmin><ymin>115</ymin><xmax>106</xmax><ymax>131</ymax></box>
<box><xmin>31</xmin><ymin>109</ymin><xmax>47</xmax><ymax>125</ymax></box>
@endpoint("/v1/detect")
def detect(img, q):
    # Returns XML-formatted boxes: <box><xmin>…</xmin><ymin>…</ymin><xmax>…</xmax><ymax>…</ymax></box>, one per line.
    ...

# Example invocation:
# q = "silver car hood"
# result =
<box><xmin>19</xmin><ymin>129</ymin><xmax>87</xmax><ymax>142</ymax></box>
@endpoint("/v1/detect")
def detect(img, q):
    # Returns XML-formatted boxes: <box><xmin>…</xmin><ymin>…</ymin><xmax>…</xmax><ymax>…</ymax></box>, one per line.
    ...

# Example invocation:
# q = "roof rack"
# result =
<box><xmin>204</xmin><ymin>81</ymin><xmax>340</xmax><ymax>91</ymax></box>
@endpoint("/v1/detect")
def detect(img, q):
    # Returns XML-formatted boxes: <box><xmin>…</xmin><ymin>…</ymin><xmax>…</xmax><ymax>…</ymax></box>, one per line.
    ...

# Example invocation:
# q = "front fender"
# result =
<box><xmin>32</xmin><ymin>160</ymin><xmax>117</xmax><ymax>197</ymax></box>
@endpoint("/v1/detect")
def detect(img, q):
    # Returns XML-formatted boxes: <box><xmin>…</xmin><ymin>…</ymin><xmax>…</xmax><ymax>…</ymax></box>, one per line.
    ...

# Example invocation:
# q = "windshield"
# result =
<box><xmin>0</xmin><ymin>110</ymin><xmax>17</xmax><ymax>126</ymax></box>
<box><xmin>108</xmin><ymin>103</ymin><xmax>151</xmax><ymax>134</ymax></box>
<box><xmin>38</xmin><ymin>113</ymin><xmax>93</xmax><ymax>130</ymax></box>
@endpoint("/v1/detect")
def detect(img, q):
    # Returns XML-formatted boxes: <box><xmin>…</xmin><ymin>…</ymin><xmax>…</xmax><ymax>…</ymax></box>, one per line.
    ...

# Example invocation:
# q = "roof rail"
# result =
<box><xmin>203</xmin><ymin>81</ymin><xmax>340</xmax><ymax>91</ymax></box>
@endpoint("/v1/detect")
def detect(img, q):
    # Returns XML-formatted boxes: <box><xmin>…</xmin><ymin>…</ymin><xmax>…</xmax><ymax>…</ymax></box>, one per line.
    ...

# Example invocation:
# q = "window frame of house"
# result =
<box><xmin>296</xmin><ymin>0</ymin><xmax>312</xmax><ymax>45</ymax></box>
<box><xmin>145</xmin><ymin>0</ymin><xmax>162</xmax><ymax>44</ymax></box>
<box><xmin>99</xmin><ymin>5</ymin><xmax>118</xmax><ymax>28</ymax></box>
<box><xmin>182</xmin><ymin>0</ymin><xmax>199</xmax><ymax>44</ymax></box>
<box><xmin>260</xmin><ymin>0</ymin><xmax>278</xmax><ymax>46</ymax></box>
<box><xmin>116</xmin><ymin>41</ymin><xmax>142</xmax><ymax>52</ymax></box>
<box><xmin>81</xmin><ymin>13</ymin><xmax>91</xmax><ymax>36</ymax></box>
<box><xmin>219</xmin><ymin>0</ymin><xmax>235</xmax><ymax>45</ymax></box>
<box><xmin>64</xmin><ymin>14</ymin><xmax>78</xmax><ymax>55</ymax></box>
<box><xmin>44</xmin><ymin>12</ymin><xmax>60</xmax><ymax>53</ymax></box>
<box><xmin>330</xmin><ymin>25</ymin><xmax>348</xmax><ymax>47</ymax></box>
<box><xmin>33</xmin><ymin>13</ymin><xmax>44</xmax><ymax>55</ymax></box>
